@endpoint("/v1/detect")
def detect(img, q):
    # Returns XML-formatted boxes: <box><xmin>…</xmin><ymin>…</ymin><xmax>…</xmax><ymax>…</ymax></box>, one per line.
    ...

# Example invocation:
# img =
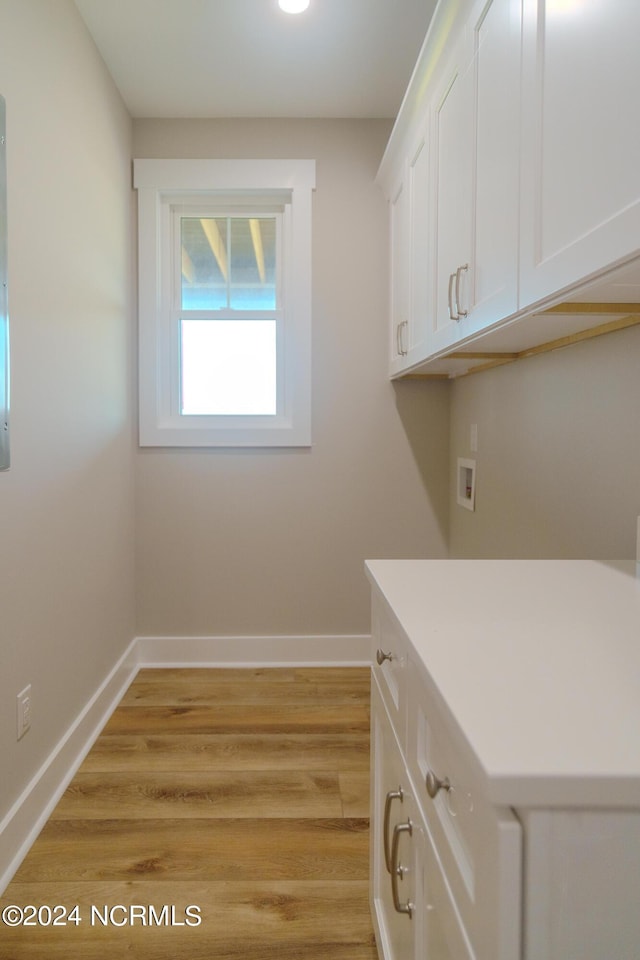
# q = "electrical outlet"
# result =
<box><xmin>16</xmin><ymin>684</ymin><xmax>31</xmax><ymax>740</ymax></box>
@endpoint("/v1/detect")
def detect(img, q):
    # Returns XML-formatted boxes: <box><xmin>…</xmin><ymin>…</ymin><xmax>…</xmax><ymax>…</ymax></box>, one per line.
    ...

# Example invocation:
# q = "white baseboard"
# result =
<box><xmin>136</xmin><ymin>633</ymin><xmax>371</xmax><ymax>668</ymax></box>
<box><xmin>0</xmin><ymin>633</ymin><xmax>371</xmax><ymax>894</ymax></box>
<box><xmin>0</xmin><ymin>637</ymin><xmax>140</xmax><ymax>895</ymax></box>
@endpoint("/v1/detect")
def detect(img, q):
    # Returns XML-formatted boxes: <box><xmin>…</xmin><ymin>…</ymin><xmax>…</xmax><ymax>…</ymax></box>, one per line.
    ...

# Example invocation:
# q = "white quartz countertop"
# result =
<box><xmin>365</xmin><ymin>559</ymin><xmax>640</xmax><ymax>808</ymax></box>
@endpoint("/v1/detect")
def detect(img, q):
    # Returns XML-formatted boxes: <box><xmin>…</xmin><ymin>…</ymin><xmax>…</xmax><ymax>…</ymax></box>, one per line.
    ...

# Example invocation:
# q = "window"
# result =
<box><xmin>134</xmin><ymin>159</ymin><xmax>315</xmax><ymax>447</ymax></box>
<box><xmin>179</xmin><ymin>212</ymin><xmax>279</xmax><ymax>417</ymax></box>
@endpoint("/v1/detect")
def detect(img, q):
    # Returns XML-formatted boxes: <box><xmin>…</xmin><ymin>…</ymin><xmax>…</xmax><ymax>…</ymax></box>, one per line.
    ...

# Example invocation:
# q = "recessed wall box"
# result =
<box><xmin>457</xmin><ymin>458</ymin><xmax>476</xmax><ymax>511</ymax></box>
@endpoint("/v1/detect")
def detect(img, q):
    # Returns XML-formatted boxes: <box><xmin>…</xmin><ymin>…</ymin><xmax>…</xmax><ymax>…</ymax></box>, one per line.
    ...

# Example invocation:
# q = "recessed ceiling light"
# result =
<box><xmin>278</xmin><ymin>0</ymin><xmax>310</xmax><ymax>13</ymax></box>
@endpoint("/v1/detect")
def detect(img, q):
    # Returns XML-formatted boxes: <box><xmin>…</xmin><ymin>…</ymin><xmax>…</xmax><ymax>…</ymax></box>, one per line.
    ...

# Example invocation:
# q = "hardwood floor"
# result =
<box><xmin>1</xmin><ymin>667</ymin><xmax>376</xmax><ymax>959</ymax></box>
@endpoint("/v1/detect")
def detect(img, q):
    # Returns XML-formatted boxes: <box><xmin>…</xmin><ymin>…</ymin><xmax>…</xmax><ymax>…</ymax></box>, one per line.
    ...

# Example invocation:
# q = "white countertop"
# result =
<box><xmin>366</xmin><ymin>559</ymin><xmax>640</xmax><ymax>808</ymax></box>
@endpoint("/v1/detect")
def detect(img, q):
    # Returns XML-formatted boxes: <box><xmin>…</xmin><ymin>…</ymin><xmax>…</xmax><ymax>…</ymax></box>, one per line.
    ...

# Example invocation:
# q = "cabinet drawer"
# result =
<box><xmin>415</xmin><ymin>806</ymin><xmax>476</xmax><ymax>960</ymax></box>
<box><xmin>407</xmin><ymin>666</ymin><xmax>522</xmax><ymax>960</ymax></box>
<box><xmin>371</xmin><ymin>591</ymin><xmax>409</xmax><ymax>746</ymax></box>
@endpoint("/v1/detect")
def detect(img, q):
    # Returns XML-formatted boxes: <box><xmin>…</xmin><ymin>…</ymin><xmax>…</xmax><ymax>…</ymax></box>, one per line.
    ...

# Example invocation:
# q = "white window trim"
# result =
<box><xmin>134</xmin><ymin>158</ymin><xmax>315</xmax><ymax>447</ymax></box>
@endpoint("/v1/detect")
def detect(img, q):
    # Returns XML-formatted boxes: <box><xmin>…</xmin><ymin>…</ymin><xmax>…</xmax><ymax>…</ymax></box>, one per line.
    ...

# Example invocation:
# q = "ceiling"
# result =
<box><xmin>74</xmin><ymin>0</ymin><xmax>437</xmax><ymax>119</ymax></box>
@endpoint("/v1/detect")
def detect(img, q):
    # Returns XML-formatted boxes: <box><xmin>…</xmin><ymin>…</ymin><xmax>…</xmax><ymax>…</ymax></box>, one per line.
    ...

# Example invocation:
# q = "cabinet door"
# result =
<box><xmin>430</xmin><ymin>35</ymin><xmax>474</xmax><ymax>354</ymax></box>
<box><xmin>370</xmin><ymin>680</ymin><xmax>419</xmax><ymax>960</ymax></box>
<box><xmin>387</xmin><ymin>130</ymin><xmax>431</xmax><ymax>376</ymax></box>
<box><xmin>389</xmin><ymin>165</ymin><xmax>411</xmax><ymax>377</ymax></box>
<box><xmin>407</xmin><ymin>129</ymin><xmax>431</xmax><ymax>364</ymax></box>
<box><xmin>461</xmin><ymin>0</ymin><xmax>521</xmax><ymax>337</ymax></box>
<box><xmin>371</xmin><ymin>680</ymin><xmax>479</xmax><ymax>960</ymax></box>
<box><xmin>522</xmin><ymin>809</ymin><xmax>640</xmax><ymax>960</ymax></box>
<box><xmin>520</xmin><ymin>0</ymin><xmax>640</xmax><ymax>307</ymax></box>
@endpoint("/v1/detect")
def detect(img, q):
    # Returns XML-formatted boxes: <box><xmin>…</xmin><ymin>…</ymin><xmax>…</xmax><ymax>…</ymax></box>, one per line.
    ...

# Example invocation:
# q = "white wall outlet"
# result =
<box><xmin>16</xmin><ymin>684</ymin><xmax>31</xmax><ymax>740</ymax></box>
<box><xmin>457</xmin><ymin>458</ymin><xmax>476</xmax><ymax>511</ymax></box>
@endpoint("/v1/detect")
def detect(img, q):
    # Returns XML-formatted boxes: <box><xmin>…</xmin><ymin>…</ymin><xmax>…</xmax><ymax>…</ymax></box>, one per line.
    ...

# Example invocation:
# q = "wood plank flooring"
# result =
<box><xmin>1</xmin><ymin>667</ymin><xmax>376</xmax><ymax>959</ymax></box>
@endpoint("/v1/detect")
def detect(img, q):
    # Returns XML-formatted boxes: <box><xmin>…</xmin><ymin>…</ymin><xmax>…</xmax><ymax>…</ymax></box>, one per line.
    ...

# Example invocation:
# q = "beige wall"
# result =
<box><xmin>449</xmin><ymin>324</ymin><xmax>640</xmax><ymax>560</ymax></box>
<box><xmin>2</xmin><ymin>0</ymin><xmax>637</xmax><ymax>893</ymax></box>
<box><xmin>0</xmin><ymin>1</ymin><xmax>135</xmax><ymax>819</ymax></box>
<box><xmin>133</xmin><ymin>119</ymin><xmax>450</xmax><ymax>638</ymax></box>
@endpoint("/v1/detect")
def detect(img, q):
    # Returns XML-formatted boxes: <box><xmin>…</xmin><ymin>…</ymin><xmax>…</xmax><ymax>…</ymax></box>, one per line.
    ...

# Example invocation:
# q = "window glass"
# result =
<box><xmin>180</xmin><ymin>319</ymin><xmax>277</xmax><ymax>416</ymax></box>
<box><xmin>180</xmin><ymin>216</ymin><xmax>277</xmax><ymax>311</ymax></box>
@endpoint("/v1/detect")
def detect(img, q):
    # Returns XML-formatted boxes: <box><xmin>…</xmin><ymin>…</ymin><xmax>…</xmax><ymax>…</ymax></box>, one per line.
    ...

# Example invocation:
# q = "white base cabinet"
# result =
<box><xmin>367</xmin><ymin>560</ymin><xmax>640</xmax><ymax>960</ymax></box>
<box><xmin>370</xmin><ymin>591</ymin><xmax>521</xmax><ymax>960</ymax></box>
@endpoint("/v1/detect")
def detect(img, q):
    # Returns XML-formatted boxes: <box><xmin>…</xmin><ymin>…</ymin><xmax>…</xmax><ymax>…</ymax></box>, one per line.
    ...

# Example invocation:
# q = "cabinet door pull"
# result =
<box><xmin>426</xmin><ymin>769</ymin><xmax>451</xmax><ymax>799</ymax></box>
<box><xmin>399</xmin><ymin>320</ymin><xmax>408</xmax><ymax>356</ymax></box>
<box><xmin>383</xmin><ymin>787</ymin><xmax>403</xmax><ymax>872</ymax></box>
<box><xmin>455</xmin><ymin>263</ymin><xmax>469</xmax><ymax>318</ymax></box>
<box><xmin>376</xmin><ymin>649</ymin><xmax>393</xmax><ymax>665</ymax></box>
<box><xmin>448</xmin><ymin>272</ymin><xmax>457</xmax><ymax>320</ymax></box>
<box><xmin>396</xmin><ymin>320</ymin><xmax>408</xmax><ymax>357</ymax></box>
<box><xmin>391</xmin><ymin>819</ymin><xmax>414</xmax><ymax>917</ymax></box>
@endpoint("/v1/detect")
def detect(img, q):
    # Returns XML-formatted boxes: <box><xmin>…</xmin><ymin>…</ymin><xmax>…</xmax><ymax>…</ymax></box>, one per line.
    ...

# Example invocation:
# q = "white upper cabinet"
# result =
<box><xmin>465</xmin><ymin>0</ymin><xmax>521</xmax><ymax>334</ymax></box>
<box><xmin>431</xmin><ymin>0</ymin><xmax>521</xmax><ymax>350</ymax></box>
<box><xmin>380</xmin><ymin>0</ymin><xmax>523</xmax><ymax>372</ymax></box>
<box><xmin>378</xmin><ymin>0</ymin><xmax>640</xmax><ymax>378</ymax></box>
<box><xmin>519</xmin><ymin>0</ymin><xmax>640</xmax><ymax>307</ymax></box>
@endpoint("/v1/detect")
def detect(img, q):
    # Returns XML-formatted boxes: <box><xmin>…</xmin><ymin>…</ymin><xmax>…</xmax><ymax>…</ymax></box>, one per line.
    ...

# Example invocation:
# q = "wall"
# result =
<box><xmin>449</xmin><ymin>324</ymin><xmax>640</xmax><ymax>559</ymax></box>
<box><xmin>133</xmin><ymin>119</ymin><xmax>450</xmax><ymax>640</ymax></box>
<box><xmin>0</xmin><ymin>0</ymin><xmax>135</xmax><ymax>830</ymax></box>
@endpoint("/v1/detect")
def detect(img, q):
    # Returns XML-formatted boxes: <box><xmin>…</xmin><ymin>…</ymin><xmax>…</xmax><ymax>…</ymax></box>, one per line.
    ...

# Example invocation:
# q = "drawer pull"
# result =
<box><xmin>426</xmin><ymin>769</ymin><xmax>451</xmax><ymax>799</ymax></box>
<box><xmin>376</xmin><ymin>649</ymin><xmax>394</xmax><ymax>665</ymax></box>
<box><xmin>383</xmin><ymin>787</ymin><xmax>403</xmax><ymax>872</ymax></box>
<box><xmin>391</xmin><ymin>820</ymin><xmax>414</xmax><ymax>917</ymax></box>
